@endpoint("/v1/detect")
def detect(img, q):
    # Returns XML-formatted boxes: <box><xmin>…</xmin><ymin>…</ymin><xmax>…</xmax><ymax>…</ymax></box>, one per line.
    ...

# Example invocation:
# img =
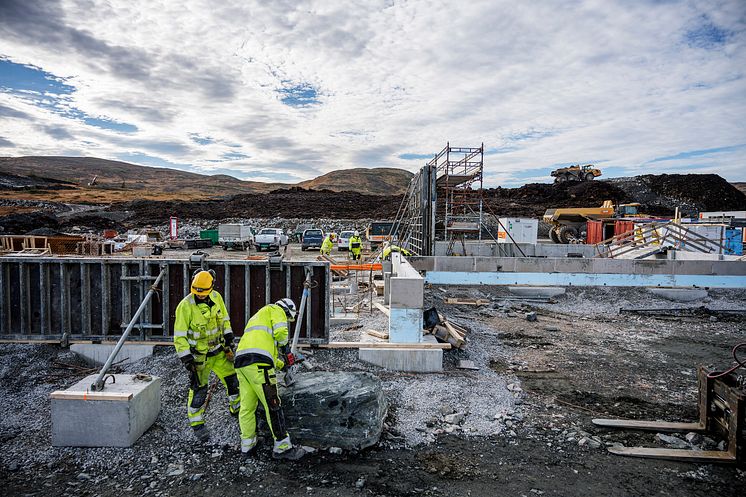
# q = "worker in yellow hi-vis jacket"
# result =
<box><xmin>173</xmin><ymin>270</ymin><xmax>240</xmax><ymax>443</ymax></box>
<box><xmin>234</xmin><ymin>298</ymin><xmax>306</xmax><ymax>460</ymax></box>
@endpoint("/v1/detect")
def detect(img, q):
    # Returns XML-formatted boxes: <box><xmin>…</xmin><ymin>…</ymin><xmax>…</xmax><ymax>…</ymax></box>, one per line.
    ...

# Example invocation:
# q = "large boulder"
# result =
<box><xmin>280</xmin><ymin>371</ymin><xmax>387</xmax><ymax>450</ymax></box>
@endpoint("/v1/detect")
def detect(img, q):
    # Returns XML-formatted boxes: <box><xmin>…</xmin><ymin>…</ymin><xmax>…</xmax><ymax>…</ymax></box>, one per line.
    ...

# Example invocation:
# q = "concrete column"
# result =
<box><xmin>388</xmin><ymin>253</ymin><xmax>423</xmax><ymax>343</ymax></box>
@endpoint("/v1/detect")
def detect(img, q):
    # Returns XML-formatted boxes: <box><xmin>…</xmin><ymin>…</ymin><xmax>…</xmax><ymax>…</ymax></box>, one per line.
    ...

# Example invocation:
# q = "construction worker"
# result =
<box><xmin>234</xmin><ymin>298</ymin><xmax>306</xmax><ymax>460</ymax></box>
<box><xmin>174</xmin><ymin>270</ymin><xmax>240</xmax><ymax>442</ymax></box>
<box><xmin>349</xmin><ymin>230</ymin><xmax>363</xmax><ymax>261</ymax></box>
<box><xmin>382</xmin><ymin>240</ymin><xmax>412</xmax><ymax>260</ymax></box>
<box><xmin>320</xmin><ymin>232</ymin><xmax>336</xmax><ymax>255</ymax></box>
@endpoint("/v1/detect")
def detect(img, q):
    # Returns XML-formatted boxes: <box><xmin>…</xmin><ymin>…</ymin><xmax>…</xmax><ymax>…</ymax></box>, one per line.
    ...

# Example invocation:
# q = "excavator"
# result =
<box><xmin>543</xmin><ymin>201</ymin><xmax>642</xmax><ymax>243</ymax></box>
<box><xmin>550</xmin><ymin>164</ymin><xmax>602</xmax><ymax>183</ymax></box>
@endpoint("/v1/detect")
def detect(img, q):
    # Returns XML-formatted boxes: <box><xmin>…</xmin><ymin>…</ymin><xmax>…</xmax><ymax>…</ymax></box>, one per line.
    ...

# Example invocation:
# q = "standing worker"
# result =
<box><xmin>320</xmin><ymin>232</ymin><xmax>336</xmax><ymax>255</ymax></box>
<box><xmin>382</xmin><ymin>240</ymin><xmax>412</xmax><ymax>260</ymax></box>
<box><xmin>173</xmin><ymin>270</ymin><xmax>240</xmax><ymax>442</ymax></box>
<box><xmin>348</xmin><ymin>230</ymin><xmax>363</xmax><ymax>261</ymax></box>
<box><xmin>234</xmin><ymin>298</ymin><xmax>306</xmax><ymax>460</ymax></box>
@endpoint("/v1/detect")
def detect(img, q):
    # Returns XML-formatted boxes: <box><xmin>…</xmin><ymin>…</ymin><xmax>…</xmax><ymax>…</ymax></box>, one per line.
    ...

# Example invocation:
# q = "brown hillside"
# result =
<box><xmin>733</xmin><ymin>182</ymin><xmax>746</xmax><ymax>196</ymax></box>
<box><xmin>297</xmin><ymin>167</ymin><xmax>413</xmax><ymax>195</ymax></box>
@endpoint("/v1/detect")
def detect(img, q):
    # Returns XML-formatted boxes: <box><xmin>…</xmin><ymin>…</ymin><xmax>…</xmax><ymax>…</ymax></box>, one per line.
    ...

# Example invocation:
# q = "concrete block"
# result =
<box><xmin>648</xmin><ymin>288</ymin><xmax>708</xmax><ymax>302</ymax></box>
<box><xmin>132</xmin><ymin>246</ymin><xmax>151</xmax><ymax>257</ymax></box>
<box><xmin>383</xmin><ymin>271</ymin><xmax>392</xmax><ymax>305</ymax></box>
<box><xmin>388</xmin><ymin>307</ymin><xmax>422</xmax><ymax>343</ymax></box>
<box><xmin>51</xmin><ymin>374</ymin><xmax>161</xmax><ymax>447</ymax></box>
<box><xmin>330</xmin><ymin>315</ymin><xmax>358</xmax><ymax>325</ymax></box>
<box><xmin>508</xmin><ymin>286</ymin><xmax>566</xmax><ymax>298</ymax></box>
<box><xmin>359</xmin><ymin>336</ymin><xmax>442</xmax><ymax>372</ymax></box>
<box><xmin>71</xmin><ymin>344</ymin><xmax>155</xmax><ymax>366</ymax></box>
<box><xmin>389</xmin><ymin>277</ymin><xmax>423</xmax><ymax>309</ymax></box>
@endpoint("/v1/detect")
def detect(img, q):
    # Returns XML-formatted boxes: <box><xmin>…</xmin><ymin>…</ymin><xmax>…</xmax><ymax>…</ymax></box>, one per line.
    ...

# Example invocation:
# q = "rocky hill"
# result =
<box><xmin>297</xmin><ymin>168</ymin><xmax>413</xmax><ymax>195</ymax></box>
<box><xmin>0</xmin><ymin>156</ymin><xmax>413</xmax><ymax>202</ymax></box>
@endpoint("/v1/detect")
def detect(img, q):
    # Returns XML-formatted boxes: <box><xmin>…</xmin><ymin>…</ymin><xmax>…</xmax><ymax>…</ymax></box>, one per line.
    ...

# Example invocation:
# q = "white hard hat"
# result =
<box><xmin>276</xmin><ymin>298</ymin><xmax>297</xmax><ymax>322</ymax></box>
<box><xmin>354</xmin><ymin>230</ymin><xmax>359</xmax><ymax>237</ymax></box>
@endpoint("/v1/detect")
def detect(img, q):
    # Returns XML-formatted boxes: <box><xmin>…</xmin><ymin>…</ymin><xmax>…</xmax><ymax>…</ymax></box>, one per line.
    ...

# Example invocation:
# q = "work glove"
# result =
<box><xmin>223</xmin><ymin>332</ymin><xmax>235</xmax><ymax>349</ymax></box>
<box><xmin>180</xmin><ymin>354</ymin><xmax>196</xmax><ymax>373</ymax></box>
<box><xmin>275</xmin><ymin>357</ymin><xmax>286</xmax><ymax>371</ymax></box>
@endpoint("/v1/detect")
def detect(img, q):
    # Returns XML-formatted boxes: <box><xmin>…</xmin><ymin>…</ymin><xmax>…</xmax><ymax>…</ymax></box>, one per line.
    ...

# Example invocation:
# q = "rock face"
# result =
<box><xmin>280</xmin><ymin>371</ymin><xmax>387</xmax><ymax>450</ymax></box>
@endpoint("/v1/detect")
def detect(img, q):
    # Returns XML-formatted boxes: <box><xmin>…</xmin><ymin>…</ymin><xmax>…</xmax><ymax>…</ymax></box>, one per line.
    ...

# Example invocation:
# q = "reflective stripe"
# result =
<box><xmin>209</xmin><ymin>344</ymin><xmax>222</xmax><ymax>353</ymax></box>
<box><xmin>272</xmin><ymin>322</ymin><xmax>287</xmax><ymax>331</ymax></box>
<box><xmin>191</xmin><ymin>332</ymin><xmax>201</xmax><ymax>338</ymax></box>
<box><xmin>187</xmin><ymin>339</ymin><xmax>198</xmax><ymax>346</ymax></box>
<box><xmin>273</xmin><ymin>436</ymin><xmax>292</xmax><ymax>452</ymax></box>
<box><xmin>177</xmin><ymin>350</ymin><xmax>191</xmax><ymax>358</ymax></box>
<box><xmin>235</xmin><ymin>347</ymin><xmax>273</xmax><ymax>362</ymax></box>
<box><xmin>188</xmin><ymin>406</ymin><xmax>202</xmax><ymax>415</ymax></box>
<box><xmin>245</xmin><ymin>324</ymin><xmax>274</xmax><ymax>338</ymax></box>
<box><xmin>174</xmin><ymin>331</ymin><xmax>187</xmax><ymax>337</ymax></box>
<box><xmin>241</xmin><ymin>436</ymin><xmax>257</xmax><ymax>450</ymax></box>
<box><xmin>276</xmin><ymin>338</ymin><xmax>288</xmax><ymax>347</ymax></box>
<box><xmin>189</xmin><ymin>414</ymin><xmax>203</xmax><ymax>423</ymax></box>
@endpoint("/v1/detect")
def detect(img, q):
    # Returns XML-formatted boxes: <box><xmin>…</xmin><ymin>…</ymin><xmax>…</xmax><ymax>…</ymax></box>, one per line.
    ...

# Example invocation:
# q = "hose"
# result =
<box><xmin>707</xmin><ymin>342</ymin><xmax>746</xmax><ymax>379</ymax></box>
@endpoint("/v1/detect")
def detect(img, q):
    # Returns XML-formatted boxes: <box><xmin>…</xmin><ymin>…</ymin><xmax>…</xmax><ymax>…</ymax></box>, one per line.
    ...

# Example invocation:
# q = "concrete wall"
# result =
<box><xmin>432</xmin><ymin>241</ymin><xmax>598</xmax><ymax>258</ymax></box>
<box><xmin>387</xmin><ymin>253</ymin><xmax>424</xmax><ymax>343</ymax></box>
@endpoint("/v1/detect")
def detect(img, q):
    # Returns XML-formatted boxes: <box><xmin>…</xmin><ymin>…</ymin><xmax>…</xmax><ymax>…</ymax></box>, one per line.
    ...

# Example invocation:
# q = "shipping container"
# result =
<box><xmin>199</xmin><ymin>229</ymin><xmax>219</xmax><ymax>244</ymax></box>
<box><xmin>614</xmin><ymin>220</ymin><xmax>635</xmax><ymax>237</ymax></box>
<box><xmin>586</xmin><ymin>220</ymin><xmax>604</xmax><ymax>244</ymax></box>
<box><xmin>497</xmin><ymin>218</ymin><xmax>538</xmax><ymax>244</ymax></box>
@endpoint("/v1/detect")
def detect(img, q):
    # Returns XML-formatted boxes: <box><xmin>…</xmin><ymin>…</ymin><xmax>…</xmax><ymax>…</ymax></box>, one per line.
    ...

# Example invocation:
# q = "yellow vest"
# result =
<box><xmin>234</xmin><ymin>304</ymin><xmax>289</xmax><ymax>368</ymax></box>
<box><xmin>173</xmin><ymin>291</ymin><xmax>231</xmax><ymax>358</ymax></box>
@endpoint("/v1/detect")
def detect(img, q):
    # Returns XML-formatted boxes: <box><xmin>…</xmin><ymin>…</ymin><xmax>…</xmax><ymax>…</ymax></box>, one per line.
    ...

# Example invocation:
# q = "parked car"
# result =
<box><xmin>301</xmin><ymin>228</ymin><xmax>324</xmax><ymax>251</ymax></box>
<box><xmin>254</xmin><ymin>228</ymin><xmax>288</xmax><ymax>251</ymax></box>
<box><xmin>337</xmin><ymin>230</ymin><xmax>355</xmax><ymax>251</ymax></box>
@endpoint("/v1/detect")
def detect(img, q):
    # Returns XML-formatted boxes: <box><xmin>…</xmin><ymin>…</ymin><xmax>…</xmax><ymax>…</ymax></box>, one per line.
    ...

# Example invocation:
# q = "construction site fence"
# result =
<box><xmin>0</xmin><ymin>257</ymin><xmax>330</xmax><ymax>344</ymax></box>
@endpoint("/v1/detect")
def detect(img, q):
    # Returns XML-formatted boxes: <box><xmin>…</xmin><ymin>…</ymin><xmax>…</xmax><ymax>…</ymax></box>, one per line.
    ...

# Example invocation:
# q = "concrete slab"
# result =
<box><xmin>71</xmin><ymin>344</ymin><xmax>155</xmax><ymax>366</ymax></box>
<box><xmin>330</xmin><ymin>315</ymin><xmax>358</xmax><ymax>325</ymax></box>
<box><xmin>359</xmin><ymin>336</ymin><xmax>443</xmax><ymax>372</ymax></box>
<box><xmin>648</xmin><ymin>288</ymin><xmax>709</xmax><ymax>302</ymax></box>
<box><xmin>508</xmin><ymin>286</ymin><xmax>566</xmax><ymax>298</ymax></box>
<box><xmin>388</xmin><ymin>307</ymin><xmax>423</xmax><ymax>343</ymax></box>
<box><xmin>51</xmin><ymin>373</ymin><xmax>161</xmax><ymax>447</ymax></box>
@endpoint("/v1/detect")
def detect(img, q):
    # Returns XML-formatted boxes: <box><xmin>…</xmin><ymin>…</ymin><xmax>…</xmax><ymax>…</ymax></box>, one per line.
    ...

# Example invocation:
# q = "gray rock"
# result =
<box><xmin>685</xmin><ymin>432</ymin><xmax>703</xmax><ymax>445</ymax></box>
<box><xmin>281</xmin><ymin>372</ymin><xmax>387</xmax><ymax>450</ymax></box>
<box><xmin>190</xmin><ymin>474</ymin><xmax>203</xmax><ymax>481</ymax></box>
<box><xmin>717</xmin><ymin>440</ymin><xmax>727</xmax><ymax>451</ymax></box>
<box><xmin>525</xmin><ymin>312</ymin><xmax>537</xmax><ymax>322</ymax></box>
<box><xmin>544</xmin><ymin>326</ymin><xmax>560</xmax><ymax>332</ymax></box>
<box><xmin>356</xmin><ymin>477</ymin><xmax>366</xmax><ymax>489</ymax></box>
<box><xmin>76</xmin><ymin>473</ymin><xmax>91</xmax><ymax>481</ymax></box>
<box><xmin>444</xmin><ymin>412</ymin><xmax>465</xmax><ymax>425</ymax></box>
<box><xmin>656</xmin><ymin>433</ymin><xmax>689</xmax><ymax>449</ymax></box>
<box><xmin>329</xmin><ymin>447</ymin><xmax>343</xmax><ymax>454</ymax></box>
<box><xmin>165</xmin><ymin>464</ymin><xmax>185</xmax><ymax>477</ymax></box>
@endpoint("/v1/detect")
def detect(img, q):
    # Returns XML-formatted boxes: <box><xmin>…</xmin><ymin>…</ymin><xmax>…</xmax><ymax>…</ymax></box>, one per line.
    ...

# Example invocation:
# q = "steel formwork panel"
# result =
<box><xmin>0</xmin><ymin>257</ymin><xmax>330</xmax><ymax>344</ymax></box>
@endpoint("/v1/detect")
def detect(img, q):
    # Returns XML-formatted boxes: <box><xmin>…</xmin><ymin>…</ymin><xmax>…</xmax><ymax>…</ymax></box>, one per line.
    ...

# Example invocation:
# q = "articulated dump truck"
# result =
<box><xmin>543</xmin><ymin>201</ymin><xmax>641</xmax><ymax>243</ymax></box>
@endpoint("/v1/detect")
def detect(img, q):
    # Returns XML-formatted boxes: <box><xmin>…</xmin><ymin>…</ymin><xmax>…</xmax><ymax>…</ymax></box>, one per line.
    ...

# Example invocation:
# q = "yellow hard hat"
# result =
<box><xmin>191</xmin><ymin>270</ymin><xmax>214</xmax><ymax>297</ymax></box>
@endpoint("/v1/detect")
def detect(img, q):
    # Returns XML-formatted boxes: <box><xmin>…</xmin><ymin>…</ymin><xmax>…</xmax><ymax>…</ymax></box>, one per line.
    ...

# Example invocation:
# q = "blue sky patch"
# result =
<box><xmin>277</xmin><ymin>81</ymin><xmax>320</xmax><ymax>107</ymax></box>
<box><xmin>685</xmin><ymin>16</ymin><xmax>731</xmax><ymax>49</ymax></box>
<box><xmin>399</xmin><ymin>153</ymin><xmax>432</xmax><ymax>160</ymax></box>
<box><xmin>189</xmin><ymin>133</ymin><xmax>215</xmax><ymax>145</ymax></box>
<box><xmin>649</xmin><ymin>144</ymin><xmax>746</xmax><ymax>163</ymax></box>
<box><xmin>222</xmin><ymin>151</ymin><xmax>250</xmax><ymax>160</ymax></box>
<box><xmin>0</xmin><ymin>58</ymin><xmax>137</xmax><ymax>133</ymax></box>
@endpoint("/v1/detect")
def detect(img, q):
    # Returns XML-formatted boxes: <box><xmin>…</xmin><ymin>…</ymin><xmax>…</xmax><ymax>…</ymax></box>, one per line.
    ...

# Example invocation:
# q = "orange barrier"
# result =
<box><xmin>330</xmin><ymin>263</ymin><xmax>382</xmax><ymax>271</ymax></box>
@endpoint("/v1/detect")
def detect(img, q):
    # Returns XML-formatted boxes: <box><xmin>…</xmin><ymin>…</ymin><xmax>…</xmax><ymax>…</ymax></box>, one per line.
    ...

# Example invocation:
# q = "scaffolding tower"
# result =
<box><xmin>391</xmin><ymin>142</ymin><xmax>484</xmax><ymax>256</ymax></box>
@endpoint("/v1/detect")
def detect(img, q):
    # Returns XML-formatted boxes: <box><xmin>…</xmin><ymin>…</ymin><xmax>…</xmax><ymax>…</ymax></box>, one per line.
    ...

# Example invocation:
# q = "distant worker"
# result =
<box><xmin>320</xmin><ymin>232</ymin><xmax>336</xmax><ymax>255</ymax></box>
<box><xmin>174</xmin><ymin>270</ymin><xmax>240</xmax><ymax>443</ymax></box>
<box><xmin>382</xmin><ymin>240</ymin><xmax>412</xmax><ymax>260</ymax></box>
<box><xmin>234</xmin><ymin>298</ymin><xmax>306</xmax><ymax>460</ymax></box>
<box><xmin>349</xmin><ymin>230</ymin><xmax>363</xmax><ymax>261</ymax></box>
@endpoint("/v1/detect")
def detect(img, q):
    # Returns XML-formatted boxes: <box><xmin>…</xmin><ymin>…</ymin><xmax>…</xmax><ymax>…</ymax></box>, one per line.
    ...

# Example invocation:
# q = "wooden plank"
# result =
<box><xmin>299</xmin><ymin>341</ymin><xmax>451</xmax><ymax>350</ymax></box>
<box><xmin>366</xmin><ymin>329</ymin><xmax>389</xmax><ymax>339</ymax></box>
<box><xmin>443</xmin><ymin>321</ymin><xmax>465</xmax><ymax>341</ymax></box>
<box><xmin>373</xmin><ymin>302</ymin><xmax>391</xmax><ymax>316</ymax></box>
<box><xmin>592</xmin><ymin>419</ymin><xmax>704</xmax><ymax>432</ymax></box>
<box><xmin>50</xmin><ymin>390</ymin><xmax>133</xmax><ymax>401</ymax></box>
<box><xmin>373</xmin><ymin>280</ymin><xmax>385</xmax><ymax>296</ymax></box>
<box><xmin>444</xmin><ymin>298</ymin><xmax>490</xmax><ymax>306</ymax></box>
<box><xmin>607</xmin><ymin>446</ymin><xmax>735</xmax><ymax>463</ymax></box>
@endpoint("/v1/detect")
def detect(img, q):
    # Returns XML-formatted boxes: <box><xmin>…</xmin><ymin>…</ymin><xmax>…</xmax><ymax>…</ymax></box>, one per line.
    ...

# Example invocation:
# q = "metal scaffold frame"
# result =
<box><xmin>391</xmin><ymin>143</ymin><xmax>484</xmax><ymax>255</ymax></box>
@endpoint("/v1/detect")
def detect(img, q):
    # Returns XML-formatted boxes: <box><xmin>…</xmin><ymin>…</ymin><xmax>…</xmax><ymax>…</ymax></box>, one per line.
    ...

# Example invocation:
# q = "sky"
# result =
<box><xmin>0</xmin><ymin>0</ymin><xmax>745</xmax><ymax>187</ymax></box>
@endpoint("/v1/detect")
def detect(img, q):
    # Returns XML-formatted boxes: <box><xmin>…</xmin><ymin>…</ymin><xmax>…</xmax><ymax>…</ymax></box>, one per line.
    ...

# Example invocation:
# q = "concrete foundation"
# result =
<box><xmin>508</xmin><ymin>286</ymin><xmax>566</xmax><ymax>298</ymax></box>
<box><xmin>51</xmin><ymin>373</ymin><xmax>161</xmax><ymax>447</ymax></box>
<box><xmin>359</xmin><ymin>335</ymin><xmax>443</xmax><ymax>373</ymax></box>
<box><xmin>648</xmin><ymin>288</ymin><xmax>709</xmax><ymax>302</ymax></box>
<box><xmin>71</xmin><ymin>343</ymin><xmax>155</xmax><ymax>366</ymax></box>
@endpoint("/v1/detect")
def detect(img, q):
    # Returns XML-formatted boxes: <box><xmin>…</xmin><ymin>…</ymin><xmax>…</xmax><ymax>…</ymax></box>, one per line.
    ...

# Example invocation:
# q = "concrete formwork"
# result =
<box><xmin>0</xmin><ymin>257</ymin><xmax>330</xmax><ymax>343</ymax></box>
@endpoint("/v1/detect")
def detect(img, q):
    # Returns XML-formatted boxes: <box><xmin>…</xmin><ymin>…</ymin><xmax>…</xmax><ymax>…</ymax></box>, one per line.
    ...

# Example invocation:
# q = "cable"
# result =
<box><xmin>707</xmin><ymin>342</ymin><xmax>746</xmax><ymax>379</ymax></box>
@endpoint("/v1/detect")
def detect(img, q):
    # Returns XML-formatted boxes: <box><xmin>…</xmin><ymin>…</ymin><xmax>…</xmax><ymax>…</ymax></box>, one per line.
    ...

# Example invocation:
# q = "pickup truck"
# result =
<box><xmin>337</xmin><ymin>230</ymin><xmax>354</xmax><ymax>251</ymax></box>
<box><xmin>301</xmin><ymin>228</ymin><xmax>324</xmax><ymax>251</ymax></box>
<box><xmin>254</xmin><ymin>228</ymin><xmax>288</xmax><ymax>251</ymax></box>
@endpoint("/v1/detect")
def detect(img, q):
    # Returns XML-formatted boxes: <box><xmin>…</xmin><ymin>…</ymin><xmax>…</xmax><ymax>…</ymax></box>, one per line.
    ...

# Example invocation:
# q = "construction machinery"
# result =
<box><xmin>544</xmin><ymin>201</ymin><xmax>642</xmax><ymax>244</ymax></box>
<box><xmin>550</xmin><ymin>164</ymin><xmax>602</xmax><ymax>183</ymax></box>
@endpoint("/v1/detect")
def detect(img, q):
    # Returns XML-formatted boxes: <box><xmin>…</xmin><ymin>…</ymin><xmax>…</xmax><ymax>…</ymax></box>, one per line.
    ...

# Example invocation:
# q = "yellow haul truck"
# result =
<box><xmin>543</xmin><ymin>201</ymin><xmax>641</xmax><ymax>243</ymax></box>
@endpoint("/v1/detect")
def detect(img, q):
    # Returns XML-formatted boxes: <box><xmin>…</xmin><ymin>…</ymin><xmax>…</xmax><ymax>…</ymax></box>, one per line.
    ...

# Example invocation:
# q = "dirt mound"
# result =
<box><xmin>116</xmin><ymin>190</ymin><xmax>404</xmax><ymax>225</ymax></box>
<box><xmin>0</xmin><ymin>212</ymin><xmax>60</xmax><ymax>234</ymax></box>
<box><xmin>483</xmin><ymin>181</ymin><xmax>630</xmax><ymax>217</ymax></box>
<box><xmin>608</xmin><ymin>174</ymin><xmax>746</xmax><ymax>216</ymax></box>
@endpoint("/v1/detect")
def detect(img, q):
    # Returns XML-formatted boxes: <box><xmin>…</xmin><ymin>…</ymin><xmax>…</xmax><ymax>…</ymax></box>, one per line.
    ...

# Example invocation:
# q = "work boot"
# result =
<box><xmin>241</xmin><ymin>447</ymin><xmax>257</xmax><ymax>459</ymax></box>
<box><xmin>193</xmin><ymin>425</ymin><xmax>210</xmax><ymax>443</ymax></box>
<box><xmin>272</xmin><ymin>446</ymin><xmax>307</xmax><ymax>461</ymax></box>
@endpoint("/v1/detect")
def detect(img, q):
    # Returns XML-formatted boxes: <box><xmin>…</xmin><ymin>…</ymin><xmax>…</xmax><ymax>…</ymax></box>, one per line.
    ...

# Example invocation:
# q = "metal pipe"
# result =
<box><xmin>91</xmin><ymin>265</ymin><xmax>166</xmax><ymax>391</ymax></box>
<box><xmin>290</xmin><ymin>267</ymin><xmax>312</xmax><ymax>356</ymax></box>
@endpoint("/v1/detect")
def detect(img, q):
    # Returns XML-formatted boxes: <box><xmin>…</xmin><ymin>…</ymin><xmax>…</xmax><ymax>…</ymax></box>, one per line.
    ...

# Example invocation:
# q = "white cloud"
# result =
<box><xmin>0</xmin><ymin>0</ymin><xmax>744</xmax><ymax>186</ymax></box>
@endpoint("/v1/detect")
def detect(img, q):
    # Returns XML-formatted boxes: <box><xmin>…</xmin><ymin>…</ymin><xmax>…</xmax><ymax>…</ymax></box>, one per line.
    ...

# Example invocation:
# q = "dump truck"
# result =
<box><xmin>543</xmin><ymin>201</ymin><xmax>641</xmax><ymax>243</ymax></box>
<box><xmin>550</xmin><ymin>164</ymin><xmax>602</xmax><ymax>183</ymax></box>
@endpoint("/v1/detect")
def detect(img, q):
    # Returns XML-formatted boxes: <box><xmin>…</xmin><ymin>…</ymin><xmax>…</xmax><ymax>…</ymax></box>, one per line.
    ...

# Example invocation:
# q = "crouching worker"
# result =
<box><xmin>234</xmin><ymin>298</ymin><xmax>306</xmax><ymax>460</ymax></box>
<box><xmin>174</xmin><ymin>270</ymin><xmax>240</xmax><ymax>442</ymax></box>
